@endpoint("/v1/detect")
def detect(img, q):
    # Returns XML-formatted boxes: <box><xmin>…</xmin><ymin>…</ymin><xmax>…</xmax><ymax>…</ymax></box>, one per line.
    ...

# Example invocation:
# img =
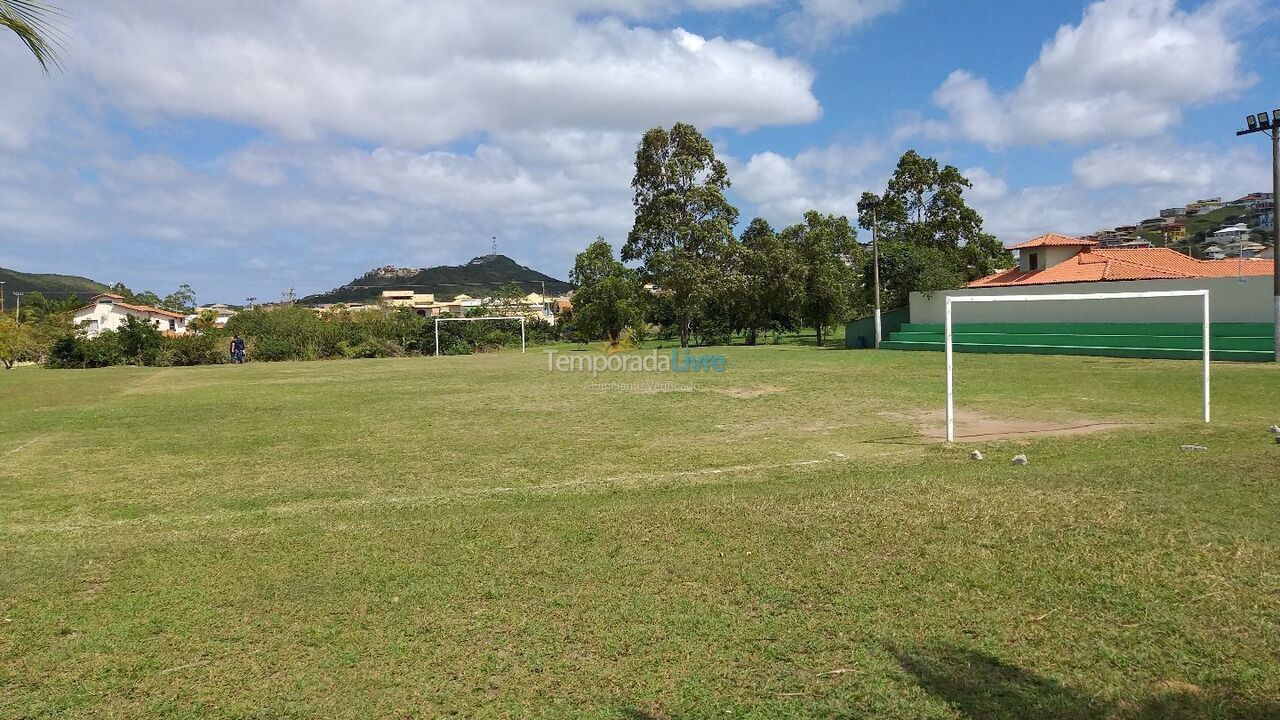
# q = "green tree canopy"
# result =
<box><xmin>623</xmin><ymin>122</ymin><xmax>738</xmax><ymax>347</ymax></box>
<box><xmin>570</xmin><ymin>238</ymin><xmax>645</xmax><ymax>346</ymax></box>
<box><xmin>784</xmin><ymin>212</ymin><xmax>861</xmax><ymax>348</ymax></box>
<box><xmin>857</xmin><ymin>150</ymin><xmax>1012</xmax><ymax>306</ymax></box>
<box><xmin>725</xmin><ymin>218</ymin><xmax>802</xmax><ymax>345</ymax></box>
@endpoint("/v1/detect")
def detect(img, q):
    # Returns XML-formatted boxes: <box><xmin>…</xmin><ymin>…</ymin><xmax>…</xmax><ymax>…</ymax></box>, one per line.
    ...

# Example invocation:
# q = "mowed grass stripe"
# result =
<box><xmin>1</xmin><ymin>348</ymin><xmax>1278</xmax><ymax>718</ymax></box>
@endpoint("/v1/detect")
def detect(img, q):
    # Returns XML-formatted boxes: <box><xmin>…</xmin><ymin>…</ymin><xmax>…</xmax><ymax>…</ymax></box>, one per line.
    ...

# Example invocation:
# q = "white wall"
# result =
<box><xmin>74</xmin><ymin>302</ymin><xmax>188</xmax><ymax>337</ymax></box>
<box><xmin>1019</xmin><ymin>246</ymin><xmax>1081</xmax><ymax>272</ymax></box>
<box><xmin>909</xmin><ymin>277</ymin><xmax>1275</xmax><ymax>324</ymax></box>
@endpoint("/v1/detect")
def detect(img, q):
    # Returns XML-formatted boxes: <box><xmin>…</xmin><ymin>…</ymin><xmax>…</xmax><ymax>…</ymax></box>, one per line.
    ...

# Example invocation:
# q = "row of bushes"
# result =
<box><xmin>45</xmin><ymin>306</ymin><xmax>561</xmax><ymax>369</ymax></box>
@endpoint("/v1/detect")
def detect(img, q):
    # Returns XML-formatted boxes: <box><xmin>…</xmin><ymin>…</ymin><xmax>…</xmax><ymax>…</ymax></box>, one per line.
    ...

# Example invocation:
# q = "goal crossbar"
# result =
<box><xmin>944</xmin><ymin>289</ymin><xmax>1210</xmax><ymax>443</ymax></box>
<box><xmin>434</xmin><ymin>316</ymin><xmax>526</xmax><ymax>356</ymax></box>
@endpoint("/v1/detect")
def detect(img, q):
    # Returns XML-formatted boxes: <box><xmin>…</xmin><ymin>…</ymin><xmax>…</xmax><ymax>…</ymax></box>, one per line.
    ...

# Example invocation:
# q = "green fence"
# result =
<box><xmin>881</xmin><ymin>322</ymin><xmax>1276</xmax><ymax>362</ymax></box>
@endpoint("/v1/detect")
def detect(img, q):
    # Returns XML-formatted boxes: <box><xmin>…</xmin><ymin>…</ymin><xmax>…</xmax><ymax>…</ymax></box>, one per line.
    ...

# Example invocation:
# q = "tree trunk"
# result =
<box><xmin>746</xmin><ymin>328</ymin><xmax>758</xmax><ymax>346</ymax></box>
<box><xmin>815</xmin><ymin>325</ymin><xmax>823</xmax><ymax>348</ymax></box>
<box><xmin>679</xmin><ymin>316</ymin><xmax>691</xmax><ymax>348</ymax></box>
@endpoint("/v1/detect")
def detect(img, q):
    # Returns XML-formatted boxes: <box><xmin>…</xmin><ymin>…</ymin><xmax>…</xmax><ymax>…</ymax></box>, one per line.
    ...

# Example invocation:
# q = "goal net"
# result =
<box><xmin>943</xmin><ymin>290</ymin><xmax>1210</xmax><ymax>443</ymax></box>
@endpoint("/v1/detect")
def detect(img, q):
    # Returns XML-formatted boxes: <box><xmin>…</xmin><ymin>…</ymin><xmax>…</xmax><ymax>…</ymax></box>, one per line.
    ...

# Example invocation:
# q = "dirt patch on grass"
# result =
<box><xmin>713</xmin><ymin>385</ymin><xmax>786</xmax><ymax>399</ymax></box>
<box><xmin>881</xmin><ymin>408</ymin><xmax>1144</xmax><ymax>442</ymax></box>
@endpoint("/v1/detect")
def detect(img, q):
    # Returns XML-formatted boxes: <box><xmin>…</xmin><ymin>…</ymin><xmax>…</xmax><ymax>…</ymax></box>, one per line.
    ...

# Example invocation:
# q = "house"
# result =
<box><xmin>74</xmin><ymin>293</ymin><xmax>188</xmax><ymax>337</ymax></box>
<box><xmin>1207</xmin><ymin>223</ymin><xmax>1264</xmax><ymax>259</ymax></box>
<box><xmin>1161</xmin><ymin>220</ymin><xmax>1187</xmax><ymax>244</ymax></box>
<box><xmin>970</xmin><ymin>234</ymin><xmax>1273</xmax><ymax>289</ymax></box>
<box><xmin>1186</xmin><ymin>198</ymin><xmax>1224</xmax><ymax>216</ymax></box>
<box><xmin>1159</xmin><ymin>207</ymin><xmax>1186</xmax><ymax>219</ymax></box>
<box><xmin>882</xmin><ymin>233</ymin><xmax>1277</xmax><ymax>360</ymax></box>
<box><xmin>188</xmin><ymin>304</ymin><xmax>237</xmax><ymax>327</ymax></box>
<box><xmin>380</xmin><ymin>289</ymin><xmax>439</xmax><ymax>316</ymax></box>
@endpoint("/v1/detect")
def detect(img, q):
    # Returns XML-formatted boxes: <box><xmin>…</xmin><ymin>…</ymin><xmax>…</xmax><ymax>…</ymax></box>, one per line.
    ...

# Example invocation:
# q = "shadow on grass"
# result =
<box><xmin>897</xmin><ymin>644</ymin><xmax>1280</xmax><ymax>720</ymax></box>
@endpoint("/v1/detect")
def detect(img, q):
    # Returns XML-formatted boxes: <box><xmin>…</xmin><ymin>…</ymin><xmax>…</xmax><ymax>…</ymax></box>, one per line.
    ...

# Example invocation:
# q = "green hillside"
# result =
<box><xmin>0</xmin><ymin>267</ymin><xmax>108</xmax><ymax>310</ymax></box>
<box><xmin>303</xmin><ymin>254</ymin><xmax>572</xmax><ymax>305</ymax></box>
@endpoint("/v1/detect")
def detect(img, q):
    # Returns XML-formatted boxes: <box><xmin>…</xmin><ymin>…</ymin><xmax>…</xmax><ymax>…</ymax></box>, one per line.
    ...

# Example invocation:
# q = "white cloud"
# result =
<box><xmin>731</xmin><ymin>140</ymin><xmax>891</xmax><ymax>222</ymax></box>
<box><xmin>783</xmin><ymin>0</ymin><xmax>904</xmax><ymax>46</ymax></box>
<box><xmin>961</xmin><ymin>167</ymin><xmax>1008</xmax><ymax>202</ymax></box>
<box><xmin>1072</xmin><ymin>141</ymin><xmax>1269</xmax><ymax>190</ymax></box>
<box><xmin>933</xmin><ymin>0</ymin><xmax>1255</xmax><ymax>146</ymax></box>
<box><xmin>66</xmin><ymin>0</ymin><xmax>819</xmax><ymax>147</ymax></box>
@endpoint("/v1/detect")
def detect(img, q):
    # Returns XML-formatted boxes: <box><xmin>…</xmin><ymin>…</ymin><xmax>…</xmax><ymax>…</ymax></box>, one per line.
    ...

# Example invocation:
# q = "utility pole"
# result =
<box><xmin>0</xmin><ymin>281</ymin><xmax>5</xmax><ymax>314</ymax></box>
<box><xmin>871</xmin><ymin>202</ymin><xmax>882</xmax><ymax>349</ymax></box>
<box><xmin>13</xmin><ymin>292</ymin><xmax>23</xmax><ymax>323</ymax></box>
<box><xmin>858</xmin><ymin>193</ymin><xmax>885</xmax><ymax>349</ymax></box>
<box><xmin>1235</xmin><ymin>108</ymin><xmax>1280</xmax><ymax>361</ymax></box>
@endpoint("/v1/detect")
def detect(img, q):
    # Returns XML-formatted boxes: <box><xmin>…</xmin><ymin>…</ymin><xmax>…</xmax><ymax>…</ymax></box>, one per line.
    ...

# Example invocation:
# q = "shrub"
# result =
<box><xmin>162</xmin><ymin>333</ymin><xmax>227</xmax><ymax>366</ymax></box>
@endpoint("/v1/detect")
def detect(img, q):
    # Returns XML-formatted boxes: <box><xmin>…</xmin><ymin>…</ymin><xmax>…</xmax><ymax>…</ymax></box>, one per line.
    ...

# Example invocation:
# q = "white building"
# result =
<box><xmin>187</xmin><ymin>304</ymin><xmax>238</xmax><ymax>327</ymax></box>
<box><xmin>74</xmin><ymin>293</ymin><xmax>188</xmax><ymax>337</ymax></box>
<box><xmin>1207</xmin><ymin>223</ymin><xmax>1264</xmax><ymax>259</ymax></box>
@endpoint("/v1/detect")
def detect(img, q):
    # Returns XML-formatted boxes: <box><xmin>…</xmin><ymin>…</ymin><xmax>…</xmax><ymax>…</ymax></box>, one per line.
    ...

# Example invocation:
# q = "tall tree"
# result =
<box><xmin>785</xmin><ymin>212</ymin><xmax>861</xmax><ymax>348</ymax></box>
<box><xmin>570</xmin><ymin>238</ymin><xmax>645</xmax><ymax>346</ymax></box>
<box><xmin>728</xmin><ymin>218</ymin><xmax>802</xmax><ymax>345</ymax></box>
<box><xmin>624</xmin><ymin>123</ymin><xmax>738</xmax><ymax>348</ymax></box>
<box><xmin>162</xmin><ymin>284</ymin><xmax>196</xmax><ymax>313</ymax></box>
<box><xmin>1</xmin><ymin>0</ymin><xmax>64</xmax><ymax>73</ymax></box>
<box><xmin>858</xmin><ymin>150</ymin><xmax>1012</xmax><ymax>305</ymax></box>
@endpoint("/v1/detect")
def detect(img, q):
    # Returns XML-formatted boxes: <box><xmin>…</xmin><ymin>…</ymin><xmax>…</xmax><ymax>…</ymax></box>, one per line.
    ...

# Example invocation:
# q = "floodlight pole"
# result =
<box><xmin>1273</xmin><ymin>126</ymin><xmax>1279</xmax><ymax>361</ymax></box>
<box><xmin>1234</xmin><ymin>109</ymin><xmax>1280</xmax><ymax>361</ymax></box>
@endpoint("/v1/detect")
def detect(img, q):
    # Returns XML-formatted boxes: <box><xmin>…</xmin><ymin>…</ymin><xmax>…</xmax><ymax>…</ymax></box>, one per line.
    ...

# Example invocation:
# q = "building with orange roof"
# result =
<box><xmin>73</xmin><ymin>293</ymin><xmax>189</xmax><ymax>337</ymax></box>
<box><xmin>899</xmin><ymin>233</ymin><xmax>1277</xmax><ymax>327</ymax></box>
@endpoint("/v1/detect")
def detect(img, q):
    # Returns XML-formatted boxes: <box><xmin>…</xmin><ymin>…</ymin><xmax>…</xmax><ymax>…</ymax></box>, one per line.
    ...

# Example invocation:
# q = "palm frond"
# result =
<box><xmin>0</xmin><ymin>0</ymin><xmax>67</xmax><ymax>73</ymax></box>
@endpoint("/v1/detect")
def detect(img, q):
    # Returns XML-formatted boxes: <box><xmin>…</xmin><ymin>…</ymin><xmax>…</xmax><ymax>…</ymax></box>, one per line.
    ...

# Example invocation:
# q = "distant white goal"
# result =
<box><xmin>434</xmin><ymin>316</ymin><xmax>526</xmax><ymax>356</ymax></box>
<box><xmin>944</xmin><ymin>290</ymin><xmax>1211</xmax><ymax>443</ymax></box>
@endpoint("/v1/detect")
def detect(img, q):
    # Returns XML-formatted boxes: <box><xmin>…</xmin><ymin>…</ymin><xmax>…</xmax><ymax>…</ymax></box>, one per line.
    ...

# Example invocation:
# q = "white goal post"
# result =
<box><xmin>434</xmin><ymin>316</ymin><xmax>526</xmax><ymax>356</ymax></box>
<box><xmin>944</xmin><ymin>289</ymin><xmax>1210</xmax><ymax>443</ymax></box>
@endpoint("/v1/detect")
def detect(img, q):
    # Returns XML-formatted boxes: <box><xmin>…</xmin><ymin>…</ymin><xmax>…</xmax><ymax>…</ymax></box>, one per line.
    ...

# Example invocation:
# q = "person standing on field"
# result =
<box><xmin>230</xmin><ymin>335</ymin><xmax>246</xmax><ymax>363</ymax></box>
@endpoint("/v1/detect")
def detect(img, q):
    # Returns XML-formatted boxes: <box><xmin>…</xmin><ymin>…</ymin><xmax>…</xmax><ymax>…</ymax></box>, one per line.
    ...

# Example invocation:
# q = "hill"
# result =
<box><xmin>0</xmin><ymin>267</ymin><xmax>108</xmax><ymax>310</ymax></box>
<box><xmin>303</xmin><ymin>254</ymin><xmax>572</xmax><ymax>305</ymax></box>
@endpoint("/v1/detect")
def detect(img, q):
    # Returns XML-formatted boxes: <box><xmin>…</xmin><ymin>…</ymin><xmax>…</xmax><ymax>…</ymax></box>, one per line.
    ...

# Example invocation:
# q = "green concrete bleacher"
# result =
<box><xmin>881</xmin><ymin>322</ymin><xmax>1275</xmax><ymax>362</ymax></box>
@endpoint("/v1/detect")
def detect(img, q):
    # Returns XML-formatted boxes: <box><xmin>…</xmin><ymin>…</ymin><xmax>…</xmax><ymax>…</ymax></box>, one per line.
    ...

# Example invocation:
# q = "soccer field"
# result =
<box><xmin>2</xmin><ymin>347</ymin><xmax>1278</xmax><ymax>718</ymax></box>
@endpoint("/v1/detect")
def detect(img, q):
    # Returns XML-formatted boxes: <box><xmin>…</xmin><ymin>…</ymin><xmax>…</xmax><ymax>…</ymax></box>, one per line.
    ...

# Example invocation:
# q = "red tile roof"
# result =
<box><xmin>1009</xmin><ymin>233</ymin><xmax>1099</xmax><ymax>250</ymax></box>
<box><xmin>969</xmin><ymin>248</ymin><xmax>1275</xmax><ymax>288</ymax></box>
<box><xmin>78</xmin><ymin>293</ymin><xmax>187</xmax><ymax>319</ymax></box>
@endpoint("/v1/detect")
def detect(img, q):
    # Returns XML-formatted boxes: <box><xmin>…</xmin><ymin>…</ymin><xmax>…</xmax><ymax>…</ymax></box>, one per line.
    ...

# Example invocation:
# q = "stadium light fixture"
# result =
<box><xmin>1234</xmin><ymin>105</ymin><xmax>1280</xmax><ymax>361</ymax></box>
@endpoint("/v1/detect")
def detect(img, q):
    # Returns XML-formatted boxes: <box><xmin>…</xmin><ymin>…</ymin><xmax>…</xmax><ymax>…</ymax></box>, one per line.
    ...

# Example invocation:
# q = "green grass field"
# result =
<box><xmin>2</xmin><ymin>347</ymin><xmax>1279</xmax><ymax>719</ymax></box>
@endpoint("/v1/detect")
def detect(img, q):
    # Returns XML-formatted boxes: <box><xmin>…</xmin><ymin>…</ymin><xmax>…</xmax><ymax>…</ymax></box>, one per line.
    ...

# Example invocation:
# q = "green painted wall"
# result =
<box><xmin>844</xmin><ymin>307</ymin><xmax>911</xmax><ymax>349</ymax></box>
<box><xmin>882</xmin><ymin>322</ymin><xmax>1276</xmax><ymax>362</ymax></box>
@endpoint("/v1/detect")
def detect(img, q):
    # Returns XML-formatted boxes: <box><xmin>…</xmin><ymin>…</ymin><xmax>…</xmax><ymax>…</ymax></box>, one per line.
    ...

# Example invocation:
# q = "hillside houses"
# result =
<box><xmin>1084</xmin><ymin>191</ymin><xmax>1274</xmax><ymax>259</ymax></box>
<box><xmin>313</xmin><ymin>289</ymin><xmax>572</xmax><ymax>324</ymax></box>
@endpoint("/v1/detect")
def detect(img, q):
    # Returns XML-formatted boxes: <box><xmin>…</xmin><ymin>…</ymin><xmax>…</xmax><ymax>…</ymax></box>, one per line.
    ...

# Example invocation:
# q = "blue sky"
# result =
<box><xmin>0</xmin><ymin>0</ymin><xmax>1276</xmax><ymax>303</ymax></box>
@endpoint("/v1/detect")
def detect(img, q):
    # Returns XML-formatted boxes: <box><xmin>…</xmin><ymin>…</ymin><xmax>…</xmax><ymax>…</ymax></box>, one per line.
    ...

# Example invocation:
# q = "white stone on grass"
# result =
<box><xmin>970</xmin><ymin>450</ymin><xmax>984</xmax><ymax>461</ymax></box>
<box><xmin>1180</xmin><ymin>444</ymin><xmax>1208</xmax><ymax>452</ymax></box>
<box><xmin>1011</xmin><ymin>454</ymin><xmax>1028</xmax><ymax>466</ymax></box>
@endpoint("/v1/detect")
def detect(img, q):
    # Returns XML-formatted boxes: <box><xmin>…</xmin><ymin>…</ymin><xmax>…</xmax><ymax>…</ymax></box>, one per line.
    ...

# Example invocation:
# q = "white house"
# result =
<box><xmin>187</xmin><ymin>304</ymin><xmax>237</xmax><ymax>327</ymax></box>
<box><xmin>74</xmin><ymin>293</ymin><xmax>188</xmax><ymax>337</ymax></box>
<box><xmin>1207</xmin><ymin>223</ymin><xmax>1263</xmax><ymax>259</ymax></box>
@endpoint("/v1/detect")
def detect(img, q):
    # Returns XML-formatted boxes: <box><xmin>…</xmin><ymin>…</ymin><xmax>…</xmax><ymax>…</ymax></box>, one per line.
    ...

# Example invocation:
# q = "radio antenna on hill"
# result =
<box><xmin>491</xmin><ymin>236</ymin><xmax>498</xmax><ymax>256</ymax></box>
